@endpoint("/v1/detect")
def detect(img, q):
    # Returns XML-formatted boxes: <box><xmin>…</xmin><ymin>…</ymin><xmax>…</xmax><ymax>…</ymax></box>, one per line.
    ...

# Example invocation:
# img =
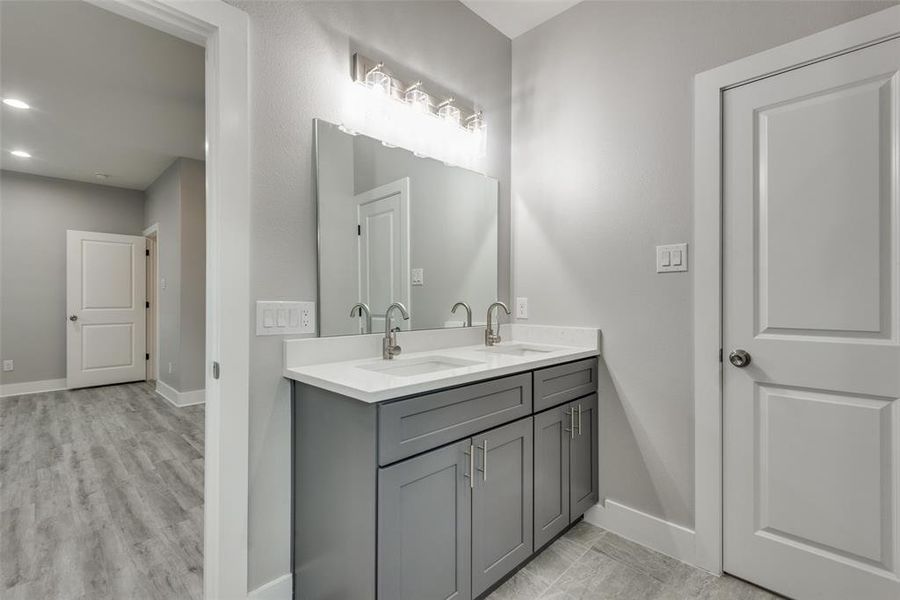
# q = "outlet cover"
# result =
<box><xmin>2</xmin><ymin>360</ymin><xmax>13</xmax><ymax>372</ymax></box>
<box><xmin>516</xmin><ymin>297</ymin><xmax>528</xmax><ymax>319</ymax></box>
<box><xmin>256</xmin><ymin>301</ymin><xmax>315</xmax><ymax>335</ymax></box>
<box><xmin>411</xmin><ymin>268</ymin><xmax>424</xmax><ymax>286</ymax></box>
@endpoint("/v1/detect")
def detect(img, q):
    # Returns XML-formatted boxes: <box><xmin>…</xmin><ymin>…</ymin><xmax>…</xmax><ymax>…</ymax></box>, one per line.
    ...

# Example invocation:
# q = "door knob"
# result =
<box><xmin>729</xmin><ymin>349</ymin><xmax>751</xmax><ymax>368</ymax></box>
<box><xmin>69</xmin><ymin>314</ymin><xmax>79</xmax><ymax>322</ymax></box>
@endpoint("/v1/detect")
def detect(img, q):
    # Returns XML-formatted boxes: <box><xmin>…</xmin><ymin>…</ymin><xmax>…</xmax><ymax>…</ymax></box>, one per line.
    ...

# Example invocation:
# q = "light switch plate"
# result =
<box><xmin>2</xmin><ymin>360</ymin><xmax>13</xmax><ymax>372</ymax></box>
<box><xmin>657</xmin><ymin>243</ymin><xmax>688</xmax><ymax>273</ymax></box>
<box><xmin>256</xmin><ymin>301</ymin><xmax>315</xmax><ymax>335</ymax></box>
<box><xmin>411</xmin><ymin>268</ymin><xmax>424</xmax><ymax>286</ymax></box>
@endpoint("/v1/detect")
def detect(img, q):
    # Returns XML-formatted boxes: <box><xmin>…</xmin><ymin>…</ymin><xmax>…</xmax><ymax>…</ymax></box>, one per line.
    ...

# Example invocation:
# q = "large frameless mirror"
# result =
<box><xmin>315</xmin><ymin>119</ymin><xmax>499</xmax><ymax>336</ymax></box>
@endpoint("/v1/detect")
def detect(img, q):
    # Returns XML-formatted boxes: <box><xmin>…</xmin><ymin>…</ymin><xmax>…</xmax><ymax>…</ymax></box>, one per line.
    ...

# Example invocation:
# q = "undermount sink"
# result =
<box><xmin>480</xmin><ymin>343</ymin><xmax>556</xmax><ymax>357</ymax></box>
<box><xmin>358</xmin><ymin>355</ymin><xmax>484</xmax><ymax>377</ymax></box>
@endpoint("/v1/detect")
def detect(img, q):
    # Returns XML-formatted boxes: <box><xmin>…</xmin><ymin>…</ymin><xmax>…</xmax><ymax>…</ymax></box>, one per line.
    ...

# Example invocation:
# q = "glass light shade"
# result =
<box><xmin>405</xmin><ymin>84</ymin><xmax>430</xmax><ymax>113</ymax></box>
<box><xmin>364</xmin><ymin>64</ymin><xmax>392</xmax><ymax>96</ymax></box>
<box><xmin>438</xmin><ymin>101</ymin><xmax>461</xmax><ymax>126</ymax></box>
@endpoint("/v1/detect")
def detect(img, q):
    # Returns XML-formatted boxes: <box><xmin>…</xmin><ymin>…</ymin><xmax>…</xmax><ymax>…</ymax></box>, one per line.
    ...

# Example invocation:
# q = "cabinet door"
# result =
<box><xmin>533</xmin><ymin>404</ymin><xmax>571</xmax><ymax>549</ymax></box>
<box><xmin>569</xmin><ymin>394</ymin><xmax>599</xmax><ymax>519</ymax></box>
<box><xmin>472</xmin><ymin>418</ymin><xmax>534</xmax><ymax>597</ymax></box>
<box><xmin>378</xmin><ymin>439</ymin><xmax>471</xmax><ymax>600</ymax></box>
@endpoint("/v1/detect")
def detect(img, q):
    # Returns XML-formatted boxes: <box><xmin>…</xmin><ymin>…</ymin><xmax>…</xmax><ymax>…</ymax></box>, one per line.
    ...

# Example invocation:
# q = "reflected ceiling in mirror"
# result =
<box><xmin>315</xmin><ymin>119</ymin><xmax>499</xmax><ymax>337</ymax></box>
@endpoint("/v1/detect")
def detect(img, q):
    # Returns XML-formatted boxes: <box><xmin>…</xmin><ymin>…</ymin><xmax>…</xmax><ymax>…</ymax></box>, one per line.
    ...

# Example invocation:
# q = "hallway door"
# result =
<box><xmin>723</xmin><ymin>37</ymin><xmax>900</xmax><ymax>599</ymax></box>
<box><xmin>66</xmin><ymin>230</ymin><xmax>146</xmax><ymax>388</ymax></box>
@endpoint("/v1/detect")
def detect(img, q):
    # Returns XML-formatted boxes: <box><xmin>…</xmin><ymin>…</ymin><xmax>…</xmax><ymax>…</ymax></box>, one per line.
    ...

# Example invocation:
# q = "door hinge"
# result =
<box><xmin>146</xmin><ymin>301</ymin><xmax>150</xmax><ymax>309</ymax></box>
<box><xmin>146</xmin><ymin>353</ymin><xmax>150</xmax><ymax>360</ymax></box>
<box><xmin>719</xmin><ymin>348</ymin><xmax>723</xmax><ymax>363</ymax></box>
<box><xmin>357</xmin><ymin>224</ymin><xmax>361</xmax><ymax>236</ymax></box>
<box><xmin>146</xmin><ymin>248</ymin><xmax>150</xmax><ymax>256</ymax></box>
<box><xmin>212</xmin><ymin>361</ymin><xmax>221</xmax><ymax>379</ymax></box>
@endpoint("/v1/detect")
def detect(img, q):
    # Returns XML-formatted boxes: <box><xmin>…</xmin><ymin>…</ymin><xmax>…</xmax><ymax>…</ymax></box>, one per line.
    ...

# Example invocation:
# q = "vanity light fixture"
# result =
<box><xmin>10</xmin><ymin>149</ymin><xmax>31</xmax><ymax>158</ymax></box>
<box><xmin>94</xmin><ymin>172</ymin><xmax>110</xmax><ymax>180</ymax></box>
<box><xmin>351</xmin><ymin>53</ymin><xmax>485</xmax><ymax>135</ymax></box>
<box><xmin>2</xmin><ymin>98</ymin><xmax>30</xmax><ymax>109</ymax></box>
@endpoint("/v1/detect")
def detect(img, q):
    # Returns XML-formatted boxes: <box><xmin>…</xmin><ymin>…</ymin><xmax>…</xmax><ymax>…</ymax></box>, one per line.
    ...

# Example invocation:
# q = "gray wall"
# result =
<box><xmin>224</xmin><ymin>0</ymin><xmax>512</xmax><ymax>589</ymax></box>
<box><xmin>144</xmin><ymin>158</ymin><xmax>206</xmax><ymax>393</ymax></box>
<box><xmin>511</xmin><ymin>1</ymin><xmax>894</xmax><ymax>530</ymax></box>
<box><xmin>0</xmin><ymin>170</ymin><xmax>145</xmax><ymax>385</ymax></box>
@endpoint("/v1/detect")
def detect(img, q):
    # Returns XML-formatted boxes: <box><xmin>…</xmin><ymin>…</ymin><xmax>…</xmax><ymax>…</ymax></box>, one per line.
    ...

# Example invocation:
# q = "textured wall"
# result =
<box><xmin>0</xmin><ymin>170</ymin><xmax>145</xmax><ymax>385</ymax></box>
<box><xmin>224</xmin><ymin>0</ymin><xmax>512</xmax><ymax>588</ymax></box>
<box><xmin>511</xmin><ymin>1</ymin><xmax>894</xmax><ymax>530</ymax></box>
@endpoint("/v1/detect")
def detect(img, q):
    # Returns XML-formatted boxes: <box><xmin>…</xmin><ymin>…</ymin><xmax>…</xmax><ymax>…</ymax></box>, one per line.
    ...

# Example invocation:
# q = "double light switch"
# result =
<box><xmin>656</xmin><ymin>243</ymin><xmax>688</xmax><ymax>273</ymax></box>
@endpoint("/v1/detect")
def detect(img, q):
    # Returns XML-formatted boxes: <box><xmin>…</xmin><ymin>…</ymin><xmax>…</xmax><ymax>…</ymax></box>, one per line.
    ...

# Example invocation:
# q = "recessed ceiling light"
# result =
<box><xmin>3</xmin><ymin>98</ymin><xmax>30</xmax><ymax>109</ymax></box>
<box><xmin>10</xmin><ymin>149</ymin><xmax>31</xmax><ymax>158</ymax></box>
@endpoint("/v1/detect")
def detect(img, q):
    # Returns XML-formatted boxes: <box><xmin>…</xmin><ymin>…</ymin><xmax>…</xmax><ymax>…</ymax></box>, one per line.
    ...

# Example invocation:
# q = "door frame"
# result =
<box><xmin>86</xmin><ymin>1</ymin><xmax>251</xmax><ymax>598</ymax></box>
<box><xmin>143</xmin><ymin>223</ymin><xmax>159</xmax><ymax>383</ymax></box>
<box><xmin>692</xmin><ymin>5</ymin><xmax>900</xmax><ymax>576</ymax></box>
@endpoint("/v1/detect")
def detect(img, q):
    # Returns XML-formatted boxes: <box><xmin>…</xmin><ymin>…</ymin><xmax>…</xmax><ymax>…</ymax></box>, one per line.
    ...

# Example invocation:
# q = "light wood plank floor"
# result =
<box><xmin>487</xmin><ymin>521</ymin><xmax>784</xmax><ymax>600</ymax></box>
<box><xmin>0</xmin><ymin>382</ymin><xmax>204</xmax><ymax>600</ymax></box>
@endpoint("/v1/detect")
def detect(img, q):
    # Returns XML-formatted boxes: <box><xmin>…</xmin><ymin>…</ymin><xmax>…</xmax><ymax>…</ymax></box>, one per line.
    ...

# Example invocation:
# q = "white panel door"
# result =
<box><xmin>723</xmin><ymin>39</ymin><xmax>900</xmax><ymax>599</ymax></box>
<box><xmin>356</xmin><ymin>178</ymin><xmax>410</xmax><ymax>333</ymax></box>
<box><xmin>67</xmin><ymin>230</ymin><xmax>146</xmax><ymax>388</ymax></box>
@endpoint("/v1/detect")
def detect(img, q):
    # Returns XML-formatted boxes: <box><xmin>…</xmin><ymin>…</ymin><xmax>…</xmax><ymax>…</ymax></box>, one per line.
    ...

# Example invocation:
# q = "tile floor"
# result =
<box><xmin>487</xmin><ymin>521</ymin><xmax>784</xmax><ymax>600</ymax></box>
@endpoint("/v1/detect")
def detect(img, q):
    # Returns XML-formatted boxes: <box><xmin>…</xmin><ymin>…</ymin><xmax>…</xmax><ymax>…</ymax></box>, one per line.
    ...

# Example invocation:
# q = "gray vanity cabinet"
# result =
<box><xmin>293</xmin><ymin>357</ymin><xmax>598</xmax><ymax>600</ymax></box>
<box><xmin>471</xmin><ymin>418</ymin><xmax>534</xmax><ymax>597</ymax></box>
<box><xmin>378</xmin><ymin>440</ymin><xmax>472</xmax><ymax>600</ymax></box>
<box><xmin>533</xmin><ymin>393</ymin><xmax>600</xmax><ymax>549</ymax></box>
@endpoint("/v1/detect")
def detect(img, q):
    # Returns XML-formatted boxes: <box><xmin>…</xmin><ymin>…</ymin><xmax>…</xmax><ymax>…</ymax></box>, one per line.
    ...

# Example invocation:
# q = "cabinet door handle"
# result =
<box><xmin>565</xmin><ymin>409</ymin><xmax>575</xmax><ymax>439</ymax></box>
<box><xmin>478</xmin><ymin>440</ymin><xmax>488</xmax><ymax>481</ymax></box>
<box><xmin>577</xmin><ymin>404</ymin><xmax>582</xmax><ymax>436</ymax></box>
<box><xmin>465</xmin><ymin>443</ymin><xmax>474</xmax><ymax>489</ymax></box>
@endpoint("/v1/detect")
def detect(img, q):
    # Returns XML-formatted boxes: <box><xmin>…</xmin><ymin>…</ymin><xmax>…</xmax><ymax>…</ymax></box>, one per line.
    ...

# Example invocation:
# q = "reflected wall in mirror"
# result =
<box><xmin>316</xmin><ymin>119</ymin><xmax>499</xmax><ymax>337</ymax></box>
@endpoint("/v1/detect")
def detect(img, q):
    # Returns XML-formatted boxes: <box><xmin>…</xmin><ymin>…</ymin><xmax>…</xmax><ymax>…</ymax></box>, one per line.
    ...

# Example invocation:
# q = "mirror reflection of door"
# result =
<box><xmin>356</xmin><ymin>178</ymin><xmax>410</xmax><ymax>333</ymax></box>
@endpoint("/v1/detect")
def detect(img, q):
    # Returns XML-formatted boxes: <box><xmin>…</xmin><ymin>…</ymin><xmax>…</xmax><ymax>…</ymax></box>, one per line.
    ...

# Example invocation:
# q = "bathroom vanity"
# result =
<box><xmin>285</xmin><ymin>325</ymin><xmax>600</xmax><ymax>600</ymax></box>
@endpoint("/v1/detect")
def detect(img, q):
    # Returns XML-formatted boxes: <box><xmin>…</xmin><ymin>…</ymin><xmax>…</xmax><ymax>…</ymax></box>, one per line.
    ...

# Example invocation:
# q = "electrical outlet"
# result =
<box><xmin>516</xmin><ymin>297</ymin><xmax>528</xmax><ymax>319</ymax></box>
<box><xmin>300</xmin><ymin>302</ymin><xmax>314</xmax><ymax>332</ymax></box>
<box><xmin>2</xmin><ymin>360</ymin><xmax>13</xmax><ymax>372</ymax></box>
<box><xmin>411</xmin><ymin>268</ymin><xmax>424</xmax><ymax>286</ymax></box>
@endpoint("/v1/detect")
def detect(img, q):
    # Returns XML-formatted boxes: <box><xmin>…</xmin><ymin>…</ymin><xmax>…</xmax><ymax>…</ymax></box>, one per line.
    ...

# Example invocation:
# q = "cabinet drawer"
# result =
<box><xmin>533</xmin><ymin>358</ymin><xmax>597</xmax><ymax>412</ymax></box>
<box><xmin>378</xmin><ymin>373</ymin><xmax>533</xmax><ymax>466</ymax></box>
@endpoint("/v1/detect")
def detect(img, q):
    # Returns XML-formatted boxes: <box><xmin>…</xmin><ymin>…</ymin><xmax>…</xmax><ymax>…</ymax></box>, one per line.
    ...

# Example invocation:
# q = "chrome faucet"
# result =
<box><xmin>349</xmin><ymin>302</ymin><xmax>372</xmax><ymax>334</ymax></box>
<box><xmin>383</xmin><ymin>302</ymin><xmax>410</xmax><ymax>359</ymax></box>
<box><xmin>485</xmin><ymin>301</ymin><xmax>510</xmax><ymax>346</ymax></box>
<box><xmin>451</xmin><ymin>301</ymin><xmax>472</xmax><ymax>327</ymax></box>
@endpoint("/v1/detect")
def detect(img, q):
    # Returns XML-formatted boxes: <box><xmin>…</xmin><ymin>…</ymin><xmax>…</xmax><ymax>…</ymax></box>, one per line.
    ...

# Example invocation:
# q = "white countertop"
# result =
<box><xmin>283</xmin><ymin>324</ymin><xmax>600</xmax><ymax>403</ymax></box>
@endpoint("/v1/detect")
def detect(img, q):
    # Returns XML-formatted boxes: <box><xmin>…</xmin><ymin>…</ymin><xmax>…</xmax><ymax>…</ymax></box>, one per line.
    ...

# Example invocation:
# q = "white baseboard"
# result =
<box><xmin>584</xmin><ymin>499</ymin><xmax>696</xmax><ymax>567</ymax></box>
<box><xmin>0</xmin><ymin>378</ymin><xmax>68</xmax><ymax>398</ymax></box>
<box><xmin>155</xmin><ymin>380</ymin><xmax>206</xmax><ymax>407</ymax></box>
<box><xmin>248</xmin><ymin>573</ymin><xmax>292</xmax><ymax>600</ymax></box>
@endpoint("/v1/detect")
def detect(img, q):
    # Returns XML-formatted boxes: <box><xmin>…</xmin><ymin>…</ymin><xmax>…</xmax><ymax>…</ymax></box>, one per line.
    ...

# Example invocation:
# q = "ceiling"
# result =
<box><xmin>0</xmin><ymin>0</ymin><xmax>205</xmax><ymax>190</ymax></box>
<box><xmin>461</xmin><ymin>0</ymin><xmax>582</xmax><ymax>39</ymax></box>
